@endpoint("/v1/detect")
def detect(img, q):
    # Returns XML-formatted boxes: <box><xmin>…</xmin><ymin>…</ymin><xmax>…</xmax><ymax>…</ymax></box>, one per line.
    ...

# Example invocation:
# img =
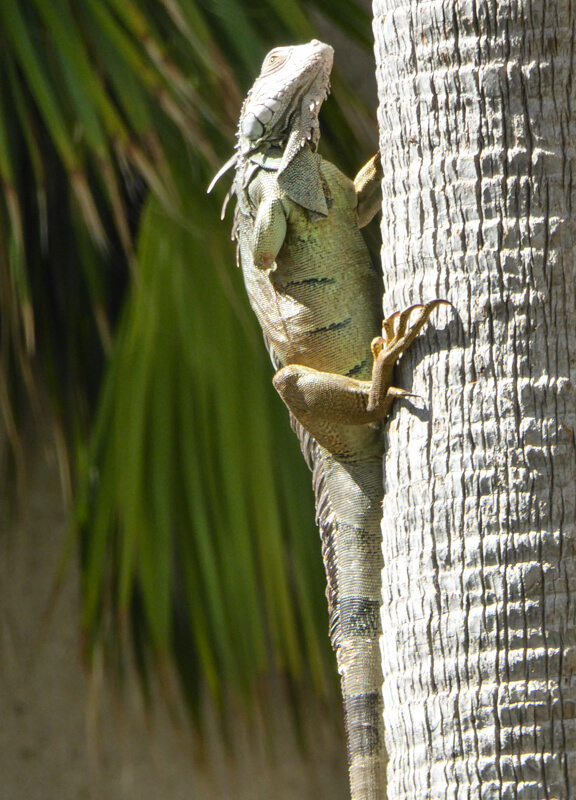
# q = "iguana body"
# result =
<box><xmin>210</xmin><ymin>40</ymin><xmax>445</xmax><ymax>800</ymax></box>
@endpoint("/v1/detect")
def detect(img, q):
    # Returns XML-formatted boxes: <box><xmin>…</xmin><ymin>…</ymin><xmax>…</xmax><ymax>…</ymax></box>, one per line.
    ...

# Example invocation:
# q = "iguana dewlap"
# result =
<box><xmin>210</xmin><ymin>39</ymin><xmax>445</xmax><ymax>800</ymax></box>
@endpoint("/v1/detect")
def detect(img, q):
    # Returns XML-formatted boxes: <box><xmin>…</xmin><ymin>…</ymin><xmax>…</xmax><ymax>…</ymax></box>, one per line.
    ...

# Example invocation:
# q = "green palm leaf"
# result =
<box><xmin>1</xmin><ymin>0</ymin><xmax>376</xmax><ymax>719</ymax></box>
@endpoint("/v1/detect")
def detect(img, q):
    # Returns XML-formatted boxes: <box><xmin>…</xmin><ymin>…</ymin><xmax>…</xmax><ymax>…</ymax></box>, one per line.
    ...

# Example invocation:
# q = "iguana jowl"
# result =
<box><xmin>210</xmin><ymin>40</ymin><xmax>446</xmax><ymax>800</ymax></box>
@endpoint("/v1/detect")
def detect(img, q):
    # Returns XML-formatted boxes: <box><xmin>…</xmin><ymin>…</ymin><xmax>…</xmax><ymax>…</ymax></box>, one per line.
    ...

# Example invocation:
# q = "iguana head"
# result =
<box><xmin>239</xmin><ymin>40</ymin><xmax>334</xmax><ymax>170</ymax></box>
<box><xmin>207</xmin><ymin>40</ymin><xmax>334</xmax><ymax>216</ymax></box>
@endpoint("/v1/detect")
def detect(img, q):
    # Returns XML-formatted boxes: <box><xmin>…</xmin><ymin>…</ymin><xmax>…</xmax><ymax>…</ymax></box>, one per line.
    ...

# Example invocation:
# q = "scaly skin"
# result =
<box><xmin>210</xmin><ymin>40</ymin><xmax>446</xmax><ymax>800</ymax></box>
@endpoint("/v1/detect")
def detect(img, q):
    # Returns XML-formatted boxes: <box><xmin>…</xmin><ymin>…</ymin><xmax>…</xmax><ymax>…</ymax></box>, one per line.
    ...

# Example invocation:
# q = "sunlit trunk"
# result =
<box><xmin>374</xmin><ymin>1</ymin><xmax>576</xmax><ymax>797</ymax></box>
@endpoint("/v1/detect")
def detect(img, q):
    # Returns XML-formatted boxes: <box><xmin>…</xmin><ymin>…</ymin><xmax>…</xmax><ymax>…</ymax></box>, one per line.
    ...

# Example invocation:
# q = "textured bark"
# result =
<box><xmin>373</xmin><ymin>1</ymin><xmax>576</xmax><ymax>798</ymax></box>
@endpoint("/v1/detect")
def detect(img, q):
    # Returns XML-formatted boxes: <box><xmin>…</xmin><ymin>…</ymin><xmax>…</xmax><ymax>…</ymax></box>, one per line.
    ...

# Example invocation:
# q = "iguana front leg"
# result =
<box><xmin>273</xmin><ymin>301</ymin><xmax>448</xmax><ymax>456</ymax></box>
<box><xmin>354</xmin><ymin>152</ymin><xmax>382</xmax><ymax>228</ymax></box>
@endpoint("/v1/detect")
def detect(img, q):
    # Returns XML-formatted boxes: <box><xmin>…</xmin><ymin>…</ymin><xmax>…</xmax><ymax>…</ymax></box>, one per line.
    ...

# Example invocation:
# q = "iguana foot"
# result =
<box><xmin>366</xmin><ymin>299</ymin><xmax>450</xmax><ymax>418</ymax></box>
<box><xmin>371</xmin><ymin>299</ymin><xmax>450</xmax><ymax>363</ymax></box>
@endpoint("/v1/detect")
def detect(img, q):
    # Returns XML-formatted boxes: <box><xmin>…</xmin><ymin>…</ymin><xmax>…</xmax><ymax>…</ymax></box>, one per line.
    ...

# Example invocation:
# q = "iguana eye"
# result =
<box><xmin>262</xmin><ymin>49</ymin><xmax>288</xmax><ymax>73</ymax></box>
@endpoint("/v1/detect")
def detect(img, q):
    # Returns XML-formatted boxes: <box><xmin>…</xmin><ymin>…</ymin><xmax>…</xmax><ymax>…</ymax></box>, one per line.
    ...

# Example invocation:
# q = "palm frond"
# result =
<box><xmin>0</xmin><ymin>0</ymin><xmax>376</xmax><ymax>717</ymax></box>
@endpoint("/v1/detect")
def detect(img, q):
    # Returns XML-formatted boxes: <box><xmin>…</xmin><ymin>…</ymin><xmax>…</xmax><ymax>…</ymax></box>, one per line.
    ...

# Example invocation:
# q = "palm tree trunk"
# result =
<box><xmin>373</xmin><ymin>1</ymin><xmax>576</xmax><ymax>797</ymax></box>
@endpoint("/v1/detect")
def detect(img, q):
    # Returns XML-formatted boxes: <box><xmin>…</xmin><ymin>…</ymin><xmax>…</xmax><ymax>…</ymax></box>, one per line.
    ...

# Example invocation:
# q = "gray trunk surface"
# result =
<box><xmin>373</xmin><ymin>1</ymin><xmax>576</xmax><ymax>798</ymax></box>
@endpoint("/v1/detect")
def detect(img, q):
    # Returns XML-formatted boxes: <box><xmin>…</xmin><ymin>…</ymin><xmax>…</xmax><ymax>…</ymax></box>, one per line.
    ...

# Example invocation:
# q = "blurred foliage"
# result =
<box><xmin>0</xmin><ymin>0</ymin><xmax>376</xmax><ymax>718</ymax></box>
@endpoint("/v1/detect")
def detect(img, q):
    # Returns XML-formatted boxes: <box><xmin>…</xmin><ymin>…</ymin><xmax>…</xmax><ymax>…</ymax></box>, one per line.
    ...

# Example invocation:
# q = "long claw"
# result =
<box><xmin>387</xmin><ymin>386</ymin><xmax>422</xmax><ymax>401</ymax></box>
<box><xmin>379</xmin><ymin>298</ymin><xmax>450</xmax><ymax>361</ymax></box>
<box><xmin>382</xmin><ymin>304</ymin><xmax>424</xmax><ymax>343</ymax></box>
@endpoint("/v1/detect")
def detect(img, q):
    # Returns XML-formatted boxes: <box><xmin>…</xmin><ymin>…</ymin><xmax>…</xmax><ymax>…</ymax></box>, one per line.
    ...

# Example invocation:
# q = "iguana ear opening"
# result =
<box><xmin>278</xmin><ymin>147</ymin><xmax>328</xmax><ymax>216</ymax></box>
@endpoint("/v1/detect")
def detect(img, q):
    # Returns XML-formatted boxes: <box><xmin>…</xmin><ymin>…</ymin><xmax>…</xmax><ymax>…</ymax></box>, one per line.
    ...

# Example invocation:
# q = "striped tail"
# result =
<box><xmin>311</xmin><ymin>445</ymin><xmax>387</xmax><ymax>800</ymax></box>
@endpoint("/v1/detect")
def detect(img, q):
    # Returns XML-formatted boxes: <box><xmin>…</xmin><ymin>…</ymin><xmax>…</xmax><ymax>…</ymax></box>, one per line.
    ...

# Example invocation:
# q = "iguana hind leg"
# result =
<box><xmin>273</xmin><ymin>300</ymin><xmax>448</xmax><ymax>451</ymax></box>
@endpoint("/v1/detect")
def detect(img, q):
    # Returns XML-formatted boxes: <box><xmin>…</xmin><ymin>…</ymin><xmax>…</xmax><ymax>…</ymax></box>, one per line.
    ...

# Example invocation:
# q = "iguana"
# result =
<box><xmin>209</xmin><ymin>40</ymin><xmax>446</xmax><ymax>800</ymax></box>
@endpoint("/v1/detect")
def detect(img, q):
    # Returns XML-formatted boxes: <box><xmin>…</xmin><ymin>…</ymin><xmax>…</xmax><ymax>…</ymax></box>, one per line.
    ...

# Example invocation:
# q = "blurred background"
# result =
<box><xmin>0</xmin><ymin>1</ymin><xmax>378</xmax><ymax>797</ymax></box>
